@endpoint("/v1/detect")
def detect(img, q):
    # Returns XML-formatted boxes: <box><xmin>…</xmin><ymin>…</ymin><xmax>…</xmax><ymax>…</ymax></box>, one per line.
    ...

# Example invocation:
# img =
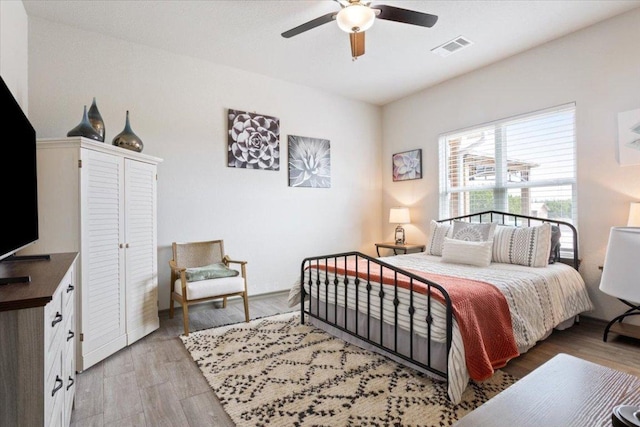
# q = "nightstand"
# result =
<box><xmin>375</xmin><ymin>242</ymin><xmax>426</xmax><ymax>257</ymax></box>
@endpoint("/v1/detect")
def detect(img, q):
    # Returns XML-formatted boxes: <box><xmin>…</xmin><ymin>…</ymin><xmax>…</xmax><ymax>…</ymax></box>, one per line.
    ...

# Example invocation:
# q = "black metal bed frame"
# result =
<box><xmin>299</xmin><ymin>210</ymin><xmax>580</xmax><ymax>389</ymax></box>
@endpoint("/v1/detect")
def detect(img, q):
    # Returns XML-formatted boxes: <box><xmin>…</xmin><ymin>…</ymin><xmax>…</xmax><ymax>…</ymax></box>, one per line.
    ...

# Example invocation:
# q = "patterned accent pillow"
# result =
<box><xmin>426</xmin><ymin>220</ymin><xmax>451</xmax><ymax>256</ymax></box>
<box><xmin>492</xmin><ymin>223</ymin><xmax>552</xmax><ymax>267</ymax></box>
<box><xmin>441</xmin><ymin>237</ymin><xmax>493</xmax><ymax>267</ymax></box>
<box><xmin>549</xmin><ymin>225</ymin><xmax>561</xmax><ymax>264</ymax></box>
<box><xmin>185</xmin><ymin>262</ymin><xmax>239</xmax><ymax>282</ymax></box>
<box><xmin>451</xmin><ymin>220</ymin><xmax>497</xmax><ymax>242</ymax></box>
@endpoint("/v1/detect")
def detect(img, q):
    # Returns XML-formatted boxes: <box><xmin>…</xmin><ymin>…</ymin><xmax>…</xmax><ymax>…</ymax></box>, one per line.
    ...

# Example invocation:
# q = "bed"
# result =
<box><xmin>288</xmin><ymin>211</ymin><xmax>594</xmax><ymax>403</ymax></box>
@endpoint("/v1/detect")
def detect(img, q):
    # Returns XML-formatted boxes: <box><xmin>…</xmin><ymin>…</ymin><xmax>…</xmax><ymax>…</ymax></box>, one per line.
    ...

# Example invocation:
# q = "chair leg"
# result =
<box><xmin>169</xmin><ymin>294</ymin><xmax>175</xmax><ymax>319</ymax></box>
<box><xmin>222</xmin><ymin>297</ymin><xmax>227</xmax><ymax>308</ymax></box>
<box><xmin>243</xmin><ymin>292</ymin><xmax>250</xmax><ymax>322</ymax></box>
<box><xmin>182</xmin><ymin>302</ymin><xmax>190</xmax><ymax>336</ymax></box>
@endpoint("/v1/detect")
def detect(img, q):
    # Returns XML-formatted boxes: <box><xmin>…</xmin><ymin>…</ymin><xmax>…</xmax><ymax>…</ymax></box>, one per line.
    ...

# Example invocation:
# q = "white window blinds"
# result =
<box><xmin>439</xmin><ymin>103</ymin><xmax>577</xmax><ymax>223</ymax></box>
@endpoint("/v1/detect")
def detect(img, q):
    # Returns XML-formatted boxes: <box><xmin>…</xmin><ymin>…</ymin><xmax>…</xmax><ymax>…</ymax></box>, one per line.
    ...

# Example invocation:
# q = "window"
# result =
<box><xmin>439</xmin><ymin>103</ymin><xmax>577</xmax><ymax>224</ymax></box>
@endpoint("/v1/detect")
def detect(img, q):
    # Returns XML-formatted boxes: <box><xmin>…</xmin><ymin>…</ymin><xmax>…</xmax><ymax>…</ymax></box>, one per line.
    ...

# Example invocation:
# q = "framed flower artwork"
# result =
<box><xmin>392</xmin><ymin>149</ymin><xmax>422</xmax><ymax>181</ymax></box>
<box><xmin>227</xmin><ymin>109</ymin><xmax>280</xmax><ymax>170</ymax></box>
<box><xmin>288</xmin><ymin>135</ymin><xmax>331</xmax><ymax>188</ymax></box>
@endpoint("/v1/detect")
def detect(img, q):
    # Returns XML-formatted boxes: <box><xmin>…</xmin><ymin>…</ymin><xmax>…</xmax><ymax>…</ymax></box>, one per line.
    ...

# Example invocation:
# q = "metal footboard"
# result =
<box><xmin>299</xmin><ymin>251</ymin><xmax>453</xmax><ymax>383</ymax></box>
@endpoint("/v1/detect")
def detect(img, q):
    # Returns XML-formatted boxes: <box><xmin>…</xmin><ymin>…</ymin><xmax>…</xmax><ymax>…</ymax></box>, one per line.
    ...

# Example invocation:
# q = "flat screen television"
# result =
<box><xmin>0</xmin><ymin>76</ymin><xmax>39</xmax><ymax>263</ymax></box>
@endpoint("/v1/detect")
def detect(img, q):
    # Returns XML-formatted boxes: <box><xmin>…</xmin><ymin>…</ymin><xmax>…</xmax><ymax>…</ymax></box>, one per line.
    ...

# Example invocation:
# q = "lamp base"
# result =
<box><xmin>603</xmin><ymin>299</ymin><xmax>640</xmax><ymax>342</ymax></box>
<box><xmin>612</xmin><ymin>405</ymin><xmax>640</xmax><ymax>427</ymax></box>
<box><xmin>394</xmin><ymin>225</ymin><xmax>405</xmax><ymax>245</ymax></box>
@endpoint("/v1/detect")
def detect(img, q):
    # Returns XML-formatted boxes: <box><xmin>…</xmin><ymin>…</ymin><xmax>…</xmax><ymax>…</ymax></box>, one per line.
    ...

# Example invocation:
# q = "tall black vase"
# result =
<box><xmin>88</xmin><ymin>97</ymin><xmax>105</xmax><ymax>142</ymax></box>
<box><xmin>112</xmin><ymin>110</ymin><xmax>143</xmax><ymax>152</ymax></box>
<box><xmin>67</xmin><ymin>105</ymin><xmax>102</xmax><ymax>141</ymax></box>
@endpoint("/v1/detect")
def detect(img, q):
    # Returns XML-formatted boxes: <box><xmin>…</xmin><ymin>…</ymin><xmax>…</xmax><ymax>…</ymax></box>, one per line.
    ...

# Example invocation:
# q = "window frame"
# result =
<box><xmin>438</xmin><ymin>103</ymin><xmax>578</xmax><ymax>223</ymax></box>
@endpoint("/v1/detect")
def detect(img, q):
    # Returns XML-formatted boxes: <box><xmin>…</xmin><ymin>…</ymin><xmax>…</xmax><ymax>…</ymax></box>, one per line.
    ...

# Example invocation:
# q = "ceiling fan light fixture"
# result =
<box><xmin>336</xmin><ymin>4</ymin><xmax>375</xmax><ymax>33</ymax></box>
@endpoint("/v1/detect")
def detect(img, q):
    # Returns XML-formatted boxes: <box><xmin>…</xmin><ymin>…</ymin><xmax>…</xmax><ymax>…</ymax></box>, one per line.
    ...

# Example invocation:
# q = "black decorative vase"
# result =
<box><xmin>112</xmin><ymin>110</ymin><xmax>143</xmax><ymax>152</ymax></box>
<box><xmin>87</xmin><ymin>97</ymin><xmax>105</xmax><ymax>142</ymax></box>
<box><xmin>67</xmin><ymin>105</ymin><xmax>102</xmax><ymax>141</ymax></box>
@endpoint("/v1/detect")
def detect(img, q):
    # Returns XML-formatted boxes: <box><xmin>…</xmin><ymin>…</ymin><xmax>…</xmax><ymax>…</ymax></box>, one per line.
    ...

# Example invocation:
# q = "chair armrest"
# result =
<box><xmin>223</xmin><ymin>255</ymin><xmax>247</xmax><ymax>266</ymax></box>
<box><xmin>168</xmin><ymin>259</ymin><xmax>186</xmax><ymax>273</ymax></box>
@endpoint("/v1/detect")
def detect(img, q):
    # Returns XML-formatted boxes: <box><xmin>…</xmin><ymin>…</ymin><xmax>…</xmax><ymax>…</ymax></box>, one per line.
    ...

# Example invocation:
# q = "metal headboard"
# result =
<box><xmin>437</xmin><ymin>210</ymin><xmax>580</xmax><ymax>270</ymax></box>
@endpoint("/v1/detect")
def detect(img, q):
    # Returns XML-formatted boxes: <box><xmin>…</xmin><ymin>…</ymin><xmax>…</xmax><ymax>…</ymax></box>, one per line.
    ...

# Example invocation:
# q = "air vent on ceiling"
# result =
<box><xmin>431</xmin><ymin>36</ymin><xmax>473</xmax><ymax>58</ymax></box>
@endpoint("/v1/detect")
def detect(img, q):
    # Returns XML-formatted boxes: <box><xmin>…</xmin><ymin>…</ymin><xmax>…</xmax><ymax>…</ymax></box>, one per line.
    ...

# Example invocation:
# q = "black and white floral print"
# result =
<box><xmin>288</xmin><ymin>135</ymin><xmax>331</xmax><ymax>188</ymax></box>
<box><xmin>228</xmin><ymin>109</ymin><xmax>280</xmax><ymax>170</ymax></box>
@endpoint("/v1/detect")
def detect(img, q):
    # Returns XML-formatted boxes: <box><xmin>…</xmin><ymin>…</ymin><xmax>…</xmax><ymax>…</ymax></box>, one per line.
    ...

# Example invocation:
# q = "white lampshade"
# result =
<box><xmin>599</xmin><ymin>227</ymin><xmax>640</xmax><ymax>302</ymax></box>
<box><xmin>336</xmin><ymin>4</ymin><xmax>375</xmax><ymax>33</ymax></box>
<box><xmin>628</xmin><ymin>202</ymin><xmax>640</xmax><ymax>227</ymax></box>
<box><xmin>389</xmin><ymin>207</ymin><xmax>410</xmax><ymax>224</ymax></box>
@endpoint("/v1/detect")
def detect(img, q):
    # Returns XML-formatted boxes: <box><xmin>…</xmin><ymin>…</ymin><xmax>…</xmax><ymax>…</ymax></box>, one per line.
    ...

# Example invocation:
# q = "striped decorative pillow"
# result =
<box><xmin>426</xmin><ymin>220</ymin><xmax>451</xmax><ymax>256</ymax></box>
<box><xmin>492</xmin><ymin>223</ymin><xmax>552</xmax><ymax>267</ymax></box>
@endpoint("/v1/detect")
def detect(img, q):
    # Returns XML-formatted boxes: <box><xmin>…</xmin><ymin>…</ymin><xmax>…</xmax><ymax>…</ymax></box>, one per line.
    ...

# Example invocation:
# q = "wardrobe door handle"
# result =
<box><xmin>66</xmin><ymin>376</ymin><xmax>75</xmax><ymax>391</ymax></box>
<box><xmin>67</xmin><ymin>330</ymin><xmax>75</xmax><ymax>341</ymax></box>
<box><xmin>52</xmin><ymin>376</ymin><xmax>63</xmax><ymax>396</ymax></box>
<box><xmin>51</xmin><ymin>312</ymin><xmax>63</xmax><ymax>327</ymax></box>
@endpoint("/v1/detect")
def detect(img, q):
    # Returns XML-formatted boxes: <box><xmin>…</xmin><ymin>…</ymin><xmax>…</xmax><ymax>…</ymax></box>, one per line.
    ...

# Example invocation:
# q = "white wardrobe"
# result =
<box><xmin>24</xmin><ymin>137</ymin><xmax>163</xmax><ymax>371</ymax></box>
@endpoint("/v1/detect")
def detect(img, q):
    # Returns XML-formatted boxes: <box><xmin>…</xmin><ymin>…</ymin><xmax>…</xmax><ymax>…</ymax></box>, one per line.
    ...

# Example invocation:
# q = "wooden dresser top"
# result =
<box><xmin>0</xmin><ymin>252</ymin><xmax>78</xmax><ymax>311</ymax></box>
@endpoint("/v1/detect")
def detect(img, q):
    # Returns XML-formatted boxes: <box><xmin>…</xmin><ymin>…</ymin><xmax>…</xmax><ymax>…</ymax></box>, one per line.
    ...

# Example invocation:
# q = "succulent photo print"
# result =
<box><xmin>228</xmin><ymin>109</ymin><xmax>280</xmax><ymax>170</ymax></box>
<box><xmin>288</xmin><ymin>135</ymin><xmax>331</xmax><ymax>188</ymax></box>
<box><xmin>392</xmin><ymin>148</ymin><xmax>422</xmax><ymax>181</ymax></box>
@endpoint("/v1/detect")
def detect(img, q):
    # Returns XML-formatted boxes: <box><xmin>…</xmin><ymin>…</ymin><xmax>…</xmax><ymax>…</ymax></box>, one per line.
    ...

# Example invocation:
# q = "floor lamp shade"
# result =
<box><xmin>628</xmin><ymin>202</ymin><xmax>640</xmax><ymax>227</ymax></box>
<box><xmin>599</xmin><ymin>227</ymin><xmax>640</xmax><ymax>303</ymax></box>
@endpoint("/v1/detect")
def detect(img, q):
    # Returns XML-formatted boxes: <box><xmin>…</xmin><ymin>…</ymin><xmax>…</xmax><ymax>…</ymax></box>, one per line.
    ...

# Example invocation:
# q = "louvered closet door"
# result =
<box><xmin>79</xmin><ymin>149</ymin><xmax>127</xmax><ymax>368</ymax></box>
<box><xmin>124</xmin><ymin>159</ymin><xmax>159</xmax><ymax>344</ymax></box>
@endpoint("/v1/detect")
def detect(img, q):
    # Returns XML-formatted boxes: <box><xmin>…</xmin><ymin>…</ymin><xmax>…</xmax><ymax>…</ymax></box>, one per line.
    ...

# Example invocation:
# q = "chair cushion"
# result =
<box><xmin>185</xmin><ymin>262</ymin><xmax>239</xmax><ymax>282</ymax></box>
<box><xmin>174</xmin><ymin>276</ymin><xmax>245</xmax><ymax>300</ymax></box>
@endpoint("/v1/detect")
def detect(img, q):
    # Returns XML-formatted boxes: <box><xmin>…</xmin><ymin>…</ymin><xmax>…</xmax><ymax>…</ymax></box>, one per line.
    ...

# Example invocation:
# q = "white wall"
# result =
<box><xmin>382</xmin><ymin>8</ymin><xmax>640</xmax><ymax>323</ymax></box>
<box><xmin>0</xmin><ymin>0</ymin><xmax>29</xmax><ymax>109</ymax></box>
<box><xmin>26</xmin><ymin>17</ymin><xmax>383</xmax><ymax>309</ymax></box>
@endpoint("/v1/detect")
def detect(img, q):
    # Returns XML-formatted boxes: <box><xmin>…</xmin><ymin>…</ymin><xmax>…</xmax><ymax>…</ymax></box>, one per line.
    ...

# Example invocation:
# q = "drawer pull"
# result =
<box><xmin>66</xmin><ymin>284</ymin><xmax>74</xmax><ymax>293</ymax></box>
<box><xmin>51</xmin><ymin>312</ymin><xmax>63</xmax><ymax>327</ymax></box>
<box><xmin>67</xmin><ymin>330</ymin><xmax>75</xmax><ymax>341</ymax></box>
<box><xmin>66</xmin><ymin>376</ymin><xmax>75</xmax><ymax>391</ymax></box>
<box><xmin>52</xmin><ymin>376</ymin><xmax>63</xmax><ymax>396</ymax></box>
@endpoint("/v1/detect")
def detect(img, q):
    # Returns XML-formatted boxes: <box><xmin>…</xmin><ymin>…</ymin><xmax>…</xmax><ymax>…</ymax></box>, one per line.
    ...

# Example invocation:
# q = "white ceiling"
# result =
<box><xmin>22</xmin><ymin>0</ymin><xmax>640</xmax><ymax>106</ymax></box>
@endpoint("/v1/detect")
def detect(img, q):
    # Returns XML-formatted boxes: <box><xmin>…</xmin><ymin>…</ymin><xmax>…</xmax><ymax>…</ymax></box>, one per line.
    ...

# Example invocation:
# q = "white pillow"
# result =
<box><xmin>441</xmin><ymin>237</ymin><xmax>493</xmax><ymax>267</ymax></box>
<box><xmin>492</xmin><ymin>223</ymin><xmax>552</xmax><ymax>267</ymax></box>
<box><xmin>451</xmin><ymin>220</ymin><xmax>497</xmax><ymax>242</ymax></box>
<box><xmin>426</xmin><ymin>220</ymin><xmax>451</xmax><ymax>256</ymax></box>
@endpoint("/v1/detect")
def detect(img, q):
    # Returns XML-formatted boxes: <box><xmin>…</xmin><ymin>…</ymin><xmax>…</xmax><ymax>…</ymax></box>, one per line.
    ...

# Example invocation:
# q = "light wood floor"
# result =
<box><xmin>69</xmin><ymin>292</ymin><xmax>640</xmax><ymax>426</ymax></box>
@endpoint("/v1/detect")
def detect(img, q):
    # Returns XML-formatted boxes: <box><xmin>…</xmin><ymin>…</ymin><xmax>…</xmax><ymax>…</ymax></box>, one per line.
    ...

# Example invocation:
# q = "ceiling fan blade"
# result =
<box><xmin>373</xmin><ymin>5</ymin><xmax>438</xmax><ymax>28</ymax></box>
<box><xmin>281</xmin><ymin>12</ymin><xmax>337</xmax><ymax>38</ymax></box>
<box><xmin>350</xmin><ymin>32</ymin><xmax>365</xmax><ymax>59</ymax></box>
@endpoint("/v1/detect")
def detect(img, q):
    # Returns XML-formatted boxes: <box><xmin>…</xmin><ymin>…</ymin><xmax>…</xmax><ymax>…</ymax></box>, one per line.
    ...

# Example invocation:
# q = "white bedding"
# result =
<box><xmin>289</xmin><ymin>252</ymin><xmax>594</xmax><ymax>403</ymax></box>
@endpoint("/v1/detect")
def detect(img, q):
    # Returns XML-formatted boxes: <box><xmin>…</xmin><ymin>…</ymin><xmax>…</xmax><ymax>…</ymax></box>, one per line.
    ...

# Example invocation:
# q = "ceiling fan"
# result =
<box><xmin>281</xmin><ymin>0</ymin><xmax>438</xmax><ymax>60</ymax></box>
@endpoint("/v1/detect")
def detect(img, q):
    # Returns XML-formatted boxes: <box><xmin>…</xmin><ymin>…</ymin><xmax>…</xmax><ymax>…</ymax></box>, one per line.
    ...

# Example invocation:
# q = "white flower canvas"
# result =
<box><xmin>392</xmin><ymin>149</ymin><xmax>422</xmax><ymax>181</ymax></box>
<box><xmin>288</xmin><ymin>135</ymin><xmax>331</xmax><ymax>188</ymax></box>
<box><xmin>617</xmin><ymin>108</ymin><xmax>640</xmax><ymax>166</ymax></box>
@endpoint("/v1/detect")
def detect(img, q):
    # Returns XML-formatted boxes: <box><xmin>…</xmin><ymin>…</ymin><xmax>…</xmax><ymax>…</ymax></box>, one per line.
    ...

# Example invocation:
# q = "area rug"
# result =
<box><xmin>180</xmin><ymin>312</ymin><xmax>518</xmax><ymax>426</ymax></box>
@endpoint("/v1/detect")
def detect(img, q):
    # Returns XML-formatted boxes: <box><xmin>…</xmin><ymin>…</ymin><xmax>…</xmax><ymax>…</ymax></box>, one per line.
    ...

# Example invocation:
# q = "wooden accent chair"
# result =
<box><xmin>168</xmin><ymin>239</ymin><xmax>249</xmax><ymax>335</ymax></box>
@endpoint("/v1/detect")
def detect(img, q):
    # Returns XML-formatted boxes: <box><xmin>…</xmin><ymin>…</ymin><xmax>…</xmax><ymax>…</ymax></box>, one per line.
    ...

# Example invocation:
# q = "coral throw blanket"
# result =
<box><xmin>310</xmin><ymin>260</ymin><xmax>519</xmax><ymax>381</ymax></box>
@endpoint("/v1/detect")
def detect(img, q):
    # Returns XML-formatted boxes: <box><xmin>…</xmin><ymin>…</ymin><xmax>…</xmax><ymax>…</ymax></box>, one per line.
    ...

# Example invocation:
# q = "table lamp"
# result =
<box><xmin>389</xmin><ymin>207</ymin><xmax>410</xmax><ymax>245</ymax></box>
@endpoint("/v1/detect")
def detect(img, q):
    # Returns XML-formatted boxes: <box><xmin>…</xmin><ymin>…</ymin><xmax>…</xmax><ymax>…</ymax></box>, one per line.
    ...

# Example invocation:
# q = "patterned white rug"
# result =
<box><xmin>180</xmin><ymin>312</ymin><xmax>517</xmax><ymax>426</ymax></box>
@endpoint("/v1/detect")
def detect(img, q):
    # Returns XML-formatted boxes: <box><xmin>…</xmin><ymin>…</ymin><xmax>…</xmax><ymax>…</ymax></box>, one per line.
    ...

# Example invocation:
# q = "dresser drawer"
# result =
<box><xmin>45</xmin><ymin>347</ymin><xmax>64</xmax><ymax>426</ymax></box>
<box><xmin>45</xmin><ymin>284</ymin><xmax>64</xmax><ymax>373</ymax></box>
<box><xmin>61</xmin><ymin>267</ymin><xmax>75</xmax><ymax>316</ymax></box>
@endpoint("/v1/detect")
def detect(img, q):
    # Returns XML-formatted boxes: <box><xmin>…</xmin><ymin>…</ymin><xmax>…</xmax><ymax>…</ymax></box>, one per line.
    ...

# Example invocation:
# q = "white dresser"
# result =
<box><xmin>22</xmin><ymin>137</ymin><xmax>163</xmax><ymax>371</ymax></box>
<box><xmin>0</xmin><ymin>252</ymin><xmax>78</xmax><ymax>427</ymax></box>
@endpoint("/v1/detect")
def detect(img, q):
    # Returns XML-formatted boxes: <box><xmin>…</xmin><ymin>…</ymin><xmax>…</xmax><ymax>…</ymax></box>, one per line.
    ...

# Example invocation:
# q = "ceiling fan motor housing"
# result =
<box><xmin>336</xmin><ymin>3</ymin><xmax>375</xmax><ymax>33</ymax></box>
